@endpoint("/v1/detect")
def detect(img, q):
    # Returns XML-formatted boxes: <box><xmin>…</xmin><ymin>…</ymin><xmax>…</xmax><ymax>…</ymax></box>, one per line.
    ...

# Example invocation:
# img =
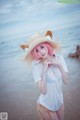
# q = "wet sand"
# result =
<box><xmin>0</xmin><ymin>55</ymin><xmax>80</xmax><ymax>120</ymax></box>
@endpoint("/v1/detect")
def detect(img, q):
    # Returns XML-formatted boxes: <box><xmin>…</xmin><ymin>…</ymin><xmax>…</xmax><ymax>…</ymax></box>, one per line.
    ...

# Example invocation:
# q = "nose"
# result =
<box><xmin>40</xmin><ymin>49</ymin><xmax>44</xmax><ymax>54</ymax></box>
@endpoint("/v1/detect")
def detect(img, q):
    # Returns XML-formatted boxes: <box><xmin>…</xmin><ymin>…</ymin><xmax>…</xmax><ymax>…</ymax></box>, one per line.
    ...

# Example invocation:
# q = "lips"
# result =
<box><xmin>42</xmin><ymin>53</ymin><xmax>45</xmax><ymax>56</ymax></box>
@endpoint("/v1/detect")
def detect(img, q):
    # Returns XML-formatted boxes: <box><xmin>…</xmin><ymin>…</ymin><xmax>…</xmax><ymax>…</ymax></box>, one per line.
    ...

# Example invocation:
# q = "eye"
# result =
<box><xmin>53</xmin><ymin>54</ymin><xmax>55</xmax><ymax>57</ymax></box>
<box><xmin>36</xmin><ymin>49</ymin><xmax>38</xmax><ymax>52</ymax></box>
<box><xmin>40</xmin><ymin>46</ymin><xmax>44</xmax><ymax>49</ymax></box>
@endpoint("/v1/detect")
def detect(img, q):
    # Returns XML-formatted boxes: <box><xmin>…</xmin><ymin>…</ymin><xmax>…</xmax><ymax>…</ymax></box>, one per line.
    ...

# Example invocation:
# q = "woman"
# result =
<box><xmin>20</xmin><ymin>30</ymin><xmax>68</xmax><ymax>120</ymax></box>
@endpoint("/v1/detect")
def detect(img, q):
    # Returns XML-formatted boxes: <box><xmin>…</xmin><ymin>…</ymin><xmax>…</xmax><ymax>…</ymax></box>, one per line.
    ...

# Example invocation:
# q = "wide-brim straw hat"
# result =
<box><xmin>20</xmin><ymin>30</ymin><xmax>61</xmax><ymax>64</ymax></box>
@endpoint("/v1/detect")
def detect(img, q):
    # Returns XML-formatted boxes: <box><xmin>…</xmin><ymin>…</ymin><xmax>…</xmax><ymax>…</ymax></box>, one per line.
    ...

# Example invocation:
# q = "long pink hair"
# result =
<box><xmin>31</xmin><ymin>42</ymin><xmax>54</xmax><ymax>60</ymax></box>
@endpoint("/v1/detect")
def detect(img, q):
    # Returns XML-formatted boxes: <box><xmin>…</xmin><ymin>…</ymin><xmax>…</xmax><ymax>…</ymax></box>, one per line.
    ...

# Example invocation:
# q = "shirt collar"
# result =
<box><xmin>32</xmin><ymin>60</ymin><xmax>41</xmax><ymax>65</ymax></box>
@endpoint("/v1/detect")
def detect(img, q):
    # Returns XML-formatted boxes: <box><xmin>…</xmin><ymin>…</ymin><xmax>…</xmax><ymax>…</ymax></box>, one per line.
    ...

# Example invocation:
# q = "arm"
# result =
<box><xmin>46</xmin><ymin>57</ymin><xmax>68</xmax><ymax>84</ymax></box>
<box><xmin>58</xmin><ymin>64</ymin><xmax>68</xmax><ymax>84</ymax></box>
<box><xmin>37</xmin><ymin>69</ymin><xmax>47</xmax><ymax>94</ymax></box>
<box><xmin>37</xmin><ymin>61</ymin><xmax>48</xmax><ymax>94</ymax></box>
<box><xmin>50</xmin><ymin>55</ymin><xmax>68</xmax><ymax>84</ymax></box>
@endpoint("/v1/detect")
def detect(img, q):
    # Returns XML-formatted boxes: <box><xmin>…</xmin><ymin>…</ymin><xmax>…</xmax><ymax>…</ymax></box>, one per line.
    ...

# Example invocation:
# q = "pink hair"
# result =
<box><xmin>31</xmin><ymin>42</ymin><xmax>54</xmax><ymax>60</ymax></box>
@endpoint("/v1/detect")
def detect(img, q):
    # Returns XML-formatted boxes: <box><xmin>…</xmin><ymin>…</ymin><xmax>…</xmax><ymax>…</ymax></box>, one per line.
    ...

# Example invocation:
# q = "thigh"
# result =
<box><xmin>37</xmin><ymin>104</ymin><xmax>59</xmax><ymax>120</ymax></box>
<box><xmin>56</xmin><ymin>104</ymin><xmax>64</xmax><ymax>120</ymax></box>
<box><xmin>49</xmin><ymin>111</ymin><xmax>59</xmax><ymax>120</ymax></box>
<box><xmin>37</xmin><ymin>104</ymin><xmax>51</xmax><ymax>120</ymax></box>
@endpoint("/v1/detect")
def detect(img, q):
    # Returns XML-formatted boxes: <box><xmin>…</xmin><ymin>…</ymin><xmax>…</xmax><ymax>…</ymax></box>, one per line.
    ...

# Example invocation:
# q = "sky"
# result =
<box><xmin>0</xmin><ymin>0</ymin><xmax>80</xmax><ymax>40</ymax></box>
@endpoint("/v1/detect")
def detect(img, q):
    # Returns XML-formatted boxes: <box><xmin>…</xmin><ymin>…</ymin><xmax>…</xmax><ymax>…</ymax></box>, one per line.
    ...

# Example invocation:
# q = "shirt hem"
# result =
<box><xmin>37</xmin><ymin>101</ymin><xmax>64</xmax><ymax>112</ymax></box>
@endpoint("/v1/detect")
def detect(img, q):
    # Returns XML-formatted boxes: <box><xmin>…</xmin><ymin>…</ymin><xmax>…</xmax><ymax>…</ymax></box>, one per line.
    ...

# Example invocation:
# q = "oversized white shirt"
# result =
<box><xmin>32</xmin><ymin>54</ymin><xmax>68</xmax><ymax>111</ymax></box>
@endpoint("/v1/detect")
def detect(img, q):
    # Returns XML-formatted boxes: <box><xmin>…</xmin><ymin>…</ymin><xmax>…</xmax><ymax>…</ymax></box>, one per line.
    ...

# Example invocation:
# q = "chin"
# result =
<box><xmin>42</xmin><ymin>55</ymin><xmax>47</xmax><ymax>59</ymax></box>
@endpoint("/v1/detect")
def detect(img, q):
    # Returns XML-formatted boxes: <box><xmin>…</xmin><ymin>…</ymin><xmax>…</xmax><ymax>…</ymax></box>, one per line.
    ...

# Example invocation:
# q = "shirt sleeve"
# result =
<box><xmin>32</xmin><ymin>64</ymin><xmax>42</xmax><ymax>83</ymax></box>
<box><xmin>60</xmin><ymin>55</ymin><xmax>68</xmax><ymax>72</ymax></box>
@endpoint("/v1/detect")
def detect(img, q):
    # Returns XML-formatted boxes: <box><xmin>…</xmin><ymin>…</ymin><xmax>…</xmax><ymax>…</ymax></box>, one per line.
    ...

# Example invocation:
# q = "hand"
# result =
<box><xmin>43</xmin><ymin>58</ymin><xmax>60</xmax><ymax>72</ymax></box>
<box><xmin>43</xmin><ymin>61</ymin><xmax>49</xmax><ymax>72</ymax></box>
<box><xmin>46</xmin><ymin>58</ymin><xmax>61</xmax><ymax>67</ymax></box>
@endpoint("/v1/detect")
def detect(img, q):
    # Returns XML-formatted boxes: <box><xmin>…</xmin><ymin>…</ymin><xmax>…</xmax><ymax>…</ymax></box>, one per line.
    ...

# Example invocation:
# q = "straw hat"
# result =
<box><xmin>20</xmin><ymin>30</ymin><xmax>61</xmax><ymax>64</ymax></box>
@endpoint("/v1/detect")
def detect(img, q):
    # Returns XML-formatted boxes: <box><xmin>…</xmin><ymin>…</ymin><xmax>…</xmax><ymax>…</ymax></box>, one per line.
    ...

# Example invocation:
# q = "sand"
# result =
<box><xmin>0</xmin><ymin>55</ymin><xmax>80</xmax><ymax>120</ymax></box>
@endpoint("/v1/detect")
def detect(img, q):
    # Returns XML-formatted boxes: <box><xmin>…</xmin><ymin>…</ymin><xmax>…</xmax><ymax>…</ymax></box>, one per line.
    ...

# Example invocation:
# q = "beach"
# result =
<box><xmin>0</xmin><ymin>53</ymin><xmax>80</xmax><ymax>120</ymax></box>
<box><xmin>0</xmin><ymin>1</ymin><xmax>80</xmax><ymax>120</ymax></box>
<box><xmin>0</xmin><ymin>25</ymin><xmax>80</xmax><ymax>120</ymax></box>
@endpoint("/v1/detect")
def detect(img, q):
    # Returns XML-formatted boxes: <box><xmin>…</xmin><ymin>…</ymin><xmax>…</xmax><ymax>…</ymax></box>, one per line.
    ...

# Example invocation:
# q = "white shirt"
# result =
<box><xmin>32</xmin><ymin>54</ymin><xmax>68</xmax><ymax>111</ymax></box>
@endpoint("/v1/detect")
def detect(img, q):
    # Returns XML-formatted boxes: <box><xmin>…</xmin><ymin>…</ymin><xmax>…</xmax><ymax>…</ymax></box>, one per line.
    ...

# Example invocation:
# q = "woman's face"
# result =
<box><xmin>35</xmin><ymin>44</ymin><xmax>48</xmax><ymax>59</ymax></box>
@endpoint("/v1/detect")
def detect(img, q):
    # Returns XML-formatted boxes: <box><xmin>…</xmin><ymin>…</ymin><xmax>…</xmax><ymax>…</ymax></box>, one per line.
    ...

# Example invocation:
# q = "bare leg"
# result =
<box><xmin>37</xmin><ymin>104</ymin><xmax>51</xmax><ymax>120</ymax></box>
<box><xmin>37</xmin><ymin>103</ymin><xmax>59</xmax><ymax>120</ymax></box>
<box><xmin>49</xmin><ymin>111</ymin><xmax>59</xmax><ymax>120</ymax></box>
<box><xmin>56</xmin><ymin>104</ymin><xmax>64</xmax><ymax>120</ymax></box>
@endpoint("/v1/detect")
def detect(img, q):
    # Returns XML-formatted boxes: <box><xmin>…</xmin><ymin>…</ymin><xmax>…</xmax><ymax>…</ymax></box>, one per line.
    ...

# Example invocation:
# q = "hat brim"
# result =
<box><xmin>24</xmin><ymin>38</ymin><xmax>61</xmax><ymax>64</ymax></box>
